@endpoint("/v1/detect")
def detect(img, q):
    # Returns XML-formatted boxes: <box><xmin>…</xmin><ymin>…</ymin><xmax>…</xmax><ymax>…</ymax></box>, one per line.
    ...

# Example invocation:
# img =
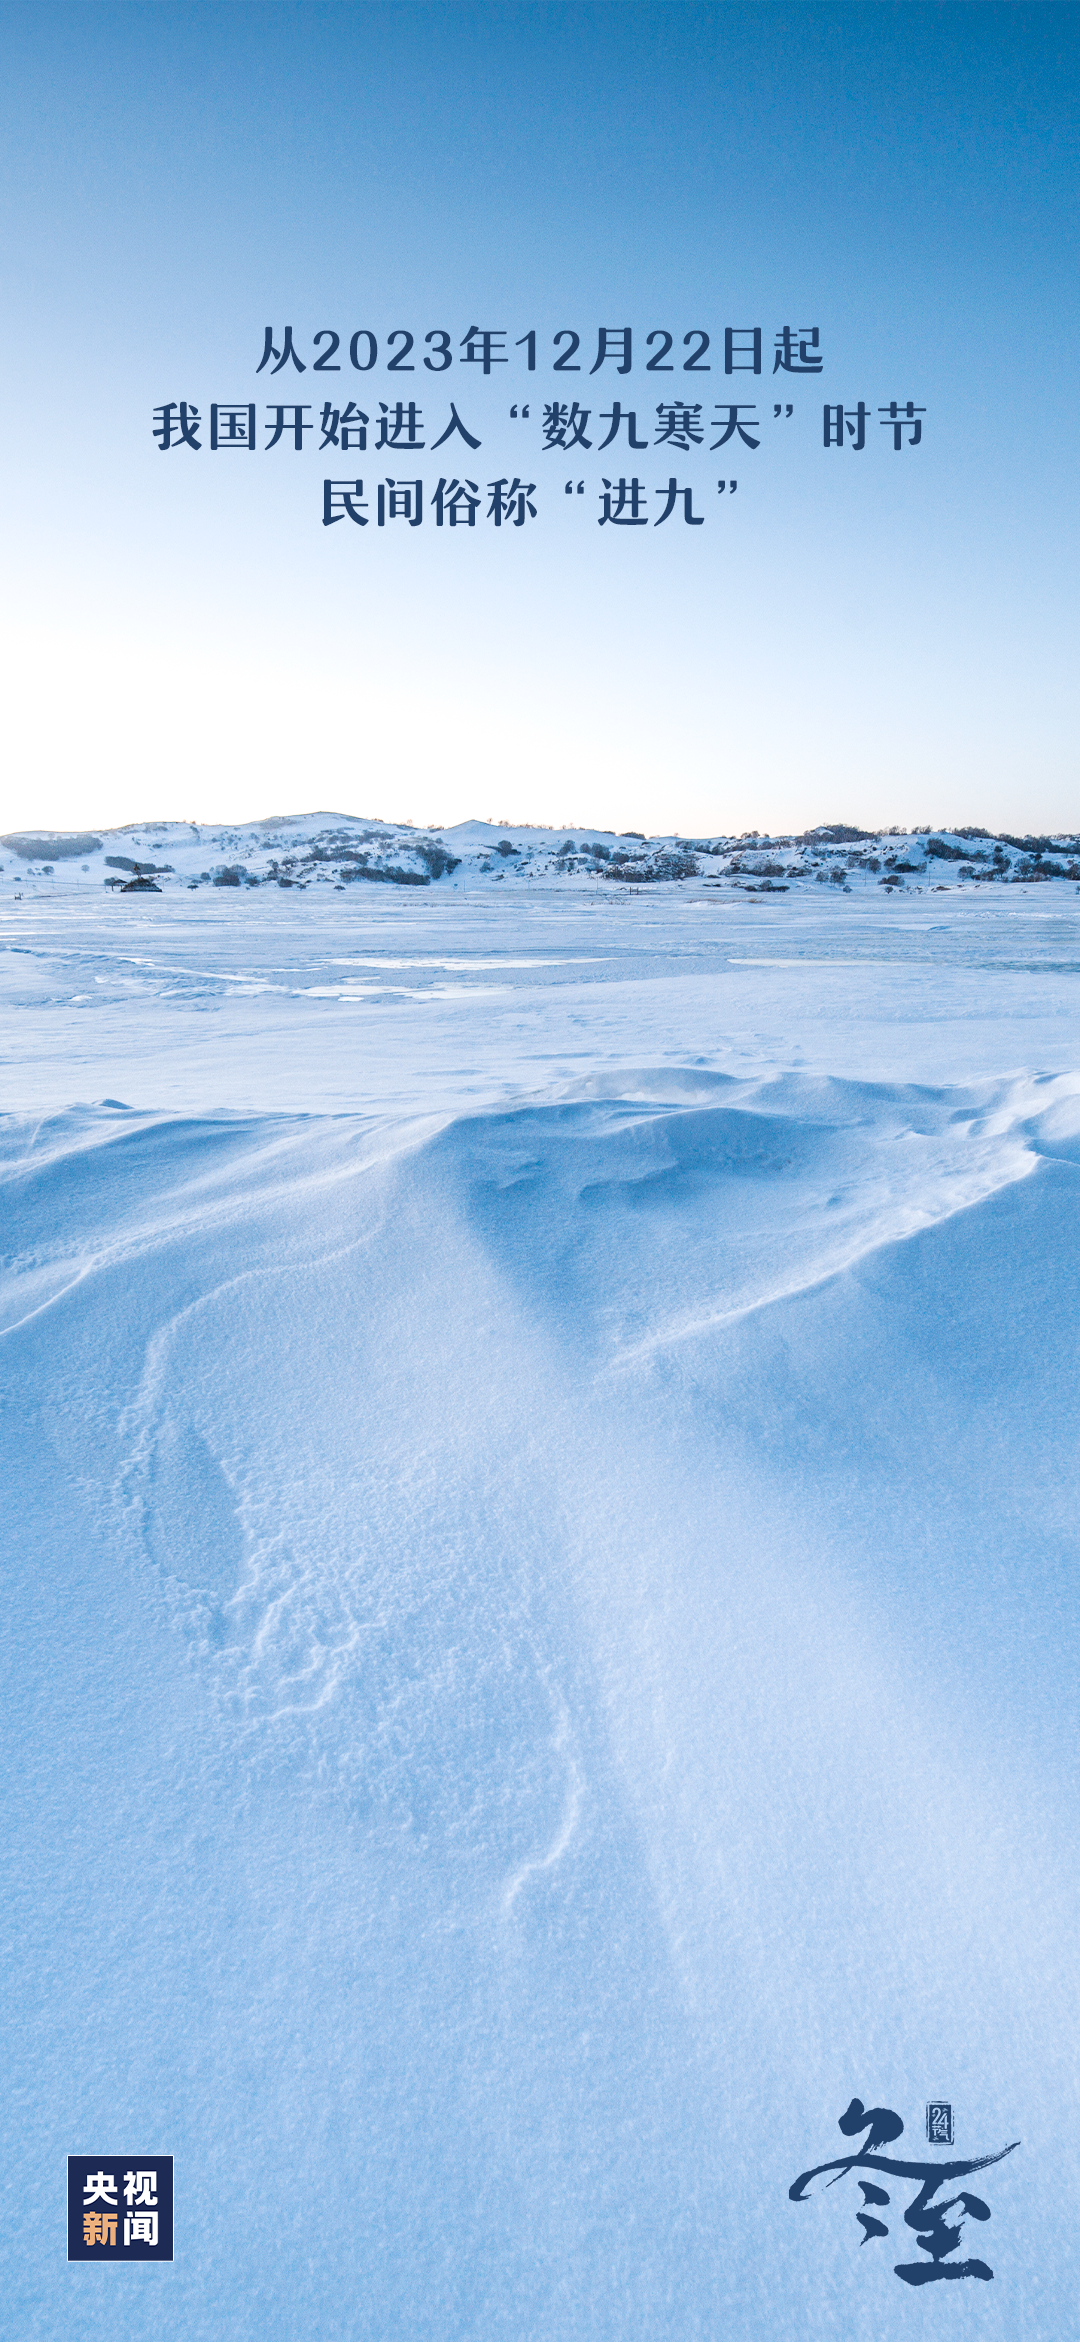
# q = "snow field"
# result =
<box><xmin>2</xmin><ymin>885</ymin><xmax>1079</xmax><ymax>2338</ymax></box>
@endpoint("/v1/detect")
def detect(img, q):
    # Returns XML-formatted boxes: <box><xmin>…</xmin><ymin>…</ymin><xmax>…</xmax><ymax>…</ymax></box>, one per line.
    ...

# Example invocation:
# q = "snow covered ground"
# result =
<box><xmin>3</xmin><ymin>808</ymin><xmax>1080</xmax><ymax>910</ymax></box>
<box><xmin>2</xmin><ymin>857</ymin><xmax>1079</xmax><ymax>2339</ymax></box>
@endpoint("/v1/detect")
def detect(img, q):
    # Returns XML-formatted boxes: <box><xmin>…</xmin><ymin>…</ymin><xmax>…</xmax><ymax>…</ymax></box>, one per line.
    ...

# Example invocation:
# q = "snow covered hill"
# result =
<box><xmin>2</xmin><ymin>877</ymin><xmax>1078</xmax><ymax>2339</ymax></box>
<box><xmin>3</xmin><ymin>809</ymin><xmax>1079</xmax><ymax>901</ymax></box>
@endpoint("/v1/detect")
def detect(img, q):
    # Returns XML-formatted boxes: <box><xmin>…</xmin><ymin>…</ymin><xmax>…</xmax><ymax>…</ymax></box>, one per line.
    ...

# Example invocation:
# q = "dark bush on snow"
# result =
<box><xmin>495</xmin><ymin>839</ymin><xmax>519</xmax><ymax>857</ymax></box>
<box><xmin>338</xmin><ymin>863</ymin><xmax>430</xmax><ymax>886</ymax></box>
<box><xmin>798</xmin><ymin>824</ymin><xmax>874</xmax><ymax>844</ymax></box>
<box><xmin>2</xmin><ymin>831</ymin><xmax>103</xmax><ymax>859</ymax></box>
<box><xmin>997</xmin><ymin>833</ymin><xmax>1079</xmax><ymax>853</ymax></box>
<box><xmin>604</xmin><ymin>850</ymin><xmax>697</xmax><ymax>883</ymax></box>
<box><xmin>414</xmin><ymin>841</ymin><xmax>461</xmax><ymax>878</ymax></box>
<box><xmin>106</xmin><ymin>855</ymin><xmax>174</xmax><ymax>873</ymax></box>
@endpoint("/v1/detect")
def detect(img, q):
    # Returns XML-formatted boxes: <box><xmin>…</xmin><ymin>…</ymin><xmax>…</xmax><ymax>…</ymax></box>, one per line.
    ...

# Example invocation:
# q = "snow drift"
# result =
<box><xmin>2</xmin><ymin>888</ymin><xmax>1079</xmax><ymax>2339</ymax></box>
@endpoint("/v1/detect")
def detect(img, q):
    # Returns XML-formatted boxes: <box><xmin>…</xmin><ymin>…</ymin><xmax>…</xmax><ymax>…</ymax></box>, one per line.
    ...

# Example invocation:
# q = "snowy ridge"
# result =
<box><xmin>2</xmin><ymin>1065</ymin><xmax>1070</xmax><ymax>1749</ymax></box>
<box><xmin>3</xmin><ymin>808</ymin><xmax>1080</xmax><ymax>898</ymax></box>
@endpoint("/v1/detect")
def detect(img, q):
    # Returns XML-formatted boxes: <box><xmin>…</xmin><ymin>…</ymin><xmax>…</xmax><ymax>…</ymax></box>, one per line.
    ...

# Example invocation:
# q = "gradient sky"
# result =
<box><xmin>2</xmin><ymin>1</ymin><xmax>1077</xmax><ymax>838</ymax></box>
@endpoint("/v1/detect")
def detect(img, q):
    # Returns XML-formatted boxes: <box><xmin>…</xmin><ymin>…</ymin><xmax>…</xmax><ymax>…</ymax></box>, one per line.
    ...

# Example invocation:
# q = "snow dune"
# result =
<box><xmin>2</xmin><ymin>889</ymin><xmax>1078</xmax><ymax>2338</ymax></box>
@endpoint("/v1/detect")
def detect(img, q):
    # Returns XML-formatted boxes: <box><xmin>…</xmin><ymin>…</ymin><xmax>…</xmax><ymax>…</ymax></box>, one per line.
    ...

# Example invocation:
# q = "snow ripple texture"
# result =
<box><xmin>2</xmin><ymin>889</ymin><xmax>1079</xmax><ymax>2341</ymax></box>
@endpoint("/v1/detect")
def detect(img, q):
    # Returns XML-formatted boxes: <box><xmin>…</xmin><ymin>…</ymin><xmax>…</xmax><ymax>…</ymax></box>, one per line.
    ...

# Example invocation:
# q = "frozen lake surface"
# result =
<box><xmin>2</xmin><ymin>884</ymin><xmax>1078</xmax><ymax>2338</ymax></box>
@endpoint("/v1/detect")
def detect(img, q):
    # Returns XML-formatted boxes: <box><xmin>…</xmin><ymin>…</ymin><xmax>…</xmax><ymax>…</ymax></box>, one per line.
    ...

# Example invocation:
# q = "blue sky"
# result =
<box><xmin>2</xmin><ymin>2</ymin><xmax>1077</xmax><ymax>836</ymax></box>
